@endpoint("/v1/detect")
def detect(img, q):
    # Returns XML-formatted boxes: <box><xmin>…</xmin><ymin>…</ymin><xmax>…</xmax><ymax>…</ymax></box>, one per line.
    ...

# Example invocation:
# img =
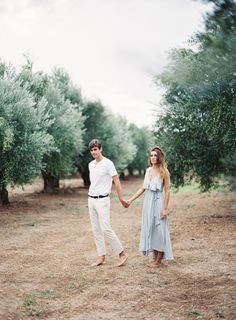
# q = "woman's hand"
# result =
<box><xmin>160</xmin><ymin>209</ymin><xmax>167</xmax><ymax>219</ymax></box>
<box><xmin>126</xmin><ymin>199</ymin><xmax>132</xmax><ymax>207</ymax></box>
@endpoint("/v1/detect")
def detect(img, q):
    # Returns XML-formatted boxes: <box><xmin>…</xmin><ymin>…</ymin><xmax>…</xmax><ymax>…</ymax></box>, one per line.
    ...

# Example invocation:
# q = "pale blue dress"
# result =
<box><xmin>139</xmin><ymin>167</ymin><xmax>173</xmax><ymax>260</ymax></box>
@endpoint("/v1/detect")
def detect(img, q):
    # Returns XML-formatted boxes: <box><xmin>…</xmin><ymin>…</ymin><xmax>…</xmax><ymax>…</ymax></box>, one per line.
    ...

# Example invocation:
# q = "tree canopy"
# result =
<box><xmin>128</xmin><ymin>124</ymin><xmax>154</xmax><ymax>176</ymax></box>
<box><xmin>0</xmin><ymin>63</ymin><xmax>54</xmax><ymax>204</ymax></box>
<box><xmin>77</xmin><ymin>101</ymin><xmax>136</xmax><ymax>185</ymax></box>
<box><xmin>154</xmin><ymin>0</ymin><xmax>236</xmax><ymax>190</ymax></box>
<box><xmin>17</xmin><ymin>64</ymin><xmax>85</xmax><ymax>192</ymax></box>
<box><xmin>0</xmin><ymin>60</ymin><xmax>151</xmax><ymax>204</ymax></box>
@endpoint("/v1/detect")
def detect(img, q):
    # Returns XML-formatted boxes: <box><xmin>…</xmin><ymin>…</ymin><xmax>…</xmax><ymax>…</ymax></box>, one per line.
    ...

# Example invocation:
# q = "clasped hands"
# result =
<box><xmin>120</xmin><ymin>198</ymin><xmax>131</xmax><ymax>208</ymax></box>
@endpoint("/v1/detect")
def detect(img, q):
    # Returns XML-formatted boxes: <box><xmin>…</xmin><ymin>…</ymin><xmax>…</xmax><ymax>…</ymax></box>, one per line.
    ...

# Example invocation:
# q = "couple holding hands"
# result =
<box><xmin>87</xmin><ymin>139</ymin><xmax>173</xmax><ymax>268</ymax></box>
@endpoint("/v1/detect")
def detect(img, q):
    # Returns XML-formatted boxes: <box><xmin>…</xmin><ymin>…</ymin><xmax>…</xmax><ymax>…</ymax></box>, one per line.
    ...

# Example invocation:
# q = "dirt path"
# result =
<box><xmin>0</xmin><ymin>177</ymin><xmax>235</xmax><ymax>320</ymax></box>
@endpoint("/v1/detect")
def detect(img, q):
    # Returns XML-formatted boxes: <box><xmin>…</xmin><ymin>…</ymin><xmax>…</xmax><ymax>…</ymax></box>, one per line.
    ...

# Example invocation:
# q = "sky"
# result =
<box><xmin>0</xmin><ymin>0</ymin><xmax>212</xmax><ymax>127</ymax></box>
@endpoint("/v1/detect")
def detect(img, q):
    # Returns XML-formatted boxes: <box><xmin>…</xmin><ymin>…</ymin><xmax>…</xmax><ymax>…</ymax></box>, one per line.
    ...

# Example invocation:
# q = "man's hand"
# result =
<box><xmin>120</xmin><ymin>198</ymin><xmax>130</xmax><ymax>208</ymax></box>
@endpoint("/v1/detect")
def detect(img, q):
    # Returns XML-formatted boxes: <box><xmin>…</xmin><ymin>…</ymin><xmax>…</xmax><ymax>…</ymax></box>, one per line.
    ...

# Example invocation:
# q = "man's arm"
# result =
<box><xmin>112</xmin><ymin>175</ymin><xmax>128</xmax><ymax>208</ymax></box>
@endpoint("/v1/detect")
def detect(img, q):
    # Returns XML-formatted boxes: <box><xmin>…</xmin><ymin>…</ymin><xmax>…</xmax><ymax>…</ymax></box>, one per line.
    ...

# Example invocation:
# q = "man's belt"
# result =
<box><xmin>88</xmin><ymin>194</ymin><xmax>109</xmax><ymax>199</ymax></box>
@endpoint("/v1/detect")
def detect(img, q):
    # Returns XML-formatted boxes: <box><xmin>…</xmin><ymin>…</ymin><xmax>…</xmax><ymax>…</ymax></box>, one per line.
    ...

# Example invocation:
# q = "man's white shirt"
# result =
<box><xmin>88</xmin><ymin>157</ymin><xmax>118</xmax><ymax>196</ymax></box>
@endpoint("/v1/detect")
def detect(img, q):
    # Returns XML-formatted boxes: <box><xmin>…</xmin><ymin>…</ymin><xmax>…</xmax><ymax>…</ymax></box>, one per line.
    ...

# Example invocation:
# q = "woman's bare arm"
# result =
<box><xmin>161</xmin><ymin>173</ymin><xmax>170</xmax><ymax>219</ymax></box>
<box><xmin>127</xmin><ymin>186</ymin><xmax>145</xmax><ymax>205</ymax></box>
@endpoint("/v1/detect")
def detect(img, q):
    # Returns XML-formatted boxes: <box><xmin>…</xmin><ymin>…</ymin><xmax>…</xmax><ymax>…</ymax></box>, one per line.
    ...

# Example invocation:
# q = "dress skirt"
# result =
<box><xmin>139</xmin><ymin>187</ymin><xmax>173</xmax><ymax>260</ymax></box>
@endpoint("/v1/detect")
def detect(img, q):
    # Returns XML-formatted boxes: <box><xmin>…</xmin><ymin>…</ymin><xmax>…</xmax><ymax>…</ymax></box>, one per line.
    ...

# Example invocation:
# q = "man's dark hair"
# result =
<box><xmin>88</xmin><ymin>139</ymin><xmax>102</xmax><ymax>150</ymax></box>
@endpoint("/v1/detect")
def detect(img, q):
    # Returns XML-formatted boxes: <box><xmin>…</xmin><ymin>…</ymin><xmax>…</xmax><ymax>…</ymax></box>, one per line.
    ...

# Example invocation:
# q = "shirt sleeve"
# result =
<box><xmin>108</xmin><ymin>160</ymin><xmax>118</xmax><ymax>177</ymax></box>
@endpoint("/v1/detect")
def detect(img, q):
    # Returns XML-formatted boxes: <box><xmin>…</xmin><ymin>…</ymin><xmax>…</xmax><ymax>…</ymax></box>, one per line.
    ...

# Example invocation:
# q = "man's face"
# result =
<box><xmin>90</xmin><ymin>147</ymin><xmax>102</xmax><ymax>160</ymax></box>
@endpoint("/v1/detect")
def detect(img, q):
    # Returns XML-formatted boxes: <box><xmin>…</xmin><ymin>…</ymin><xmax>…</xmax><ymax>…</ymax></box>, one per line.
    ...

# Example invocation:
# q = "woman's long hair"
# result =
<box><xmin>150</xmin><ymin>146</ymin><xmax>169</xmax><ymax>180</ymax></box>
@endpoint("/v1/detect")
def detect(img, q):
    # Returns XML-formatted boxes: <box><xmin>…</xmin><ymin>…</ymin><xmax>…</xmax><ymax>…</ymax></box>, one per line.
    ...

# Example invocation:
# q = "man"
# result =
<box><xmin>87</xmin><ymin>139</ymin><xmax>128</xmax><ymax>267</ymax></box>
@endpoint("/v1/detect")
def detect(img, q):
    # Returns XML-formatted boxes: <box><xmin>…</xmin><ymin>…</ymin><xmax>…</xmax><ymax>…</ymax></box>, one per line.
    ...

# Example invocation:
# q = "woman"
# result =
<box><xmin>127</xmin><ymin>146</ymin><xmax>173</xmax><ymax>267</ymax></box>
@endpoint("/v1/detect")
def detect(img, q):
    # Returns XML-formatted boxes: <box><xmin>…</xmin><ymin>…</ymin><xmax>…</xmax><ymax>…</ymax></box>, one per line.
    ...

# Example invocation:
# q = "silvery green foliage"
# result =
<box><xmin>77</xmin><ymin>101</ymin><xmax>109</xmax><ymax>185</ymax></box>
<box><xmin>77</xmin><ymin>100</ymin><xmax>136</xmax><ymax>185</ymax></box>
<box><xmin>0</xmin><ymin>77</ymin><xmax>55</xmax><ymax>187</ymax></box>
<box><xmin>103</xmin><ymin>114</ymin><xmax>137</xmax><ymax>173</ymax></box>
<box><xmin>0</xmin><ymin>117</ymin><xmax>13</xmax><ymax>152</ymax></box>
<box><xmin>42</xmin><ymin>82</ymin><xmax>84</xmax><ymax>176</ymax></box>
<box><xmin>128</xmin><ymin>124</ymin><xmax>155</xmax><ymax>175</ymax></box>
<box><xmin>154</xmin><ymin>0</ymin><xmax>236</xmax><ymax>191</ymax></box>
<box><xmin>18</xmin><ymin>65</ymin><xmax>85</xmax><ymax>178</ymax></box>
<box><xmin>51</xmin><ymin>68</ymin><xmax>83</xmax><ymax>110</ymax></box>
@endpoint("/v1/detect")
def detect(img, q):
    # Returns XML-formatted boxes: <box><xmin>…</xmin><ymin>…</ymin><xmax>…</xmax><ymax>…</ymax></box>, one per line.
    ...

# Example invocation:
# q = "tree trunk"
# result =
<box><xmin>127</xmin><ymin>166</ymin><xmax>134</xmax><ymax>176</ymax></box>
<box><xmin>81</xmin><ymin>169</ymin><xmax>90</xmax><ymax>186</ymax></box>
<box><xmin>42</xmin><ymin>172</ymin><xmax>60</xmax><ymax>193</ymax></box>
<box><xmin>120</xmin><ymin>171</ymin><xmax>126</xmax><ymax>180</ymax></box>
<box><xmin>0</xmin><ymin>183</ymin><xmax>10</xmax><ymax>205</ymax></box>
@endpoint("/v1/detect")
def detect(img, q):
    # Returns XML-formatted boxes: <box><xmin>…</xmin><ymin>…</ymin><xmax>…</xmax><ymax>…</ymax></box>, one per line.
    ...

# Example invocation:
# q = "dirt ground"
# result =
<box><xmin>0</xmin><ymin>177</ymin><xmax>235</xmax><ymax>320</ymax></box>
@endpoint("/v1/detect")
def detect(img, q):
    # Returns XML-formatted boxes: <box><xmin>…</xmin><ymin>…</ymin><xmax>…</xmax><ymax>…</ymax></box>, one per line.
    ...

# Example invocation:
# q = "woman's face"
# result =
<box><xmin>150</xmin><ymin>151</ymin><xmax>158</xmax><ymax>165</ymax></box>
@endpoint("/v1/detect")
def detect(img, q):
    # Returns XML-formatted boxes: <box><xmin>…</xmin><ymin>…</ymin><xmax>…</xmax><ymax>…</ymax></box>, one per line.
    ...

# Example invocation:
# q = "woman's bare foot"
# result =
<box><xmin>147</xmin><ymin>260</ymin><xmax>161</xmax><ymax>268</ymax></box>
<box><xmin>147</xmin><ymin>251</ymin><xmax>164</xmax><ymax>268</ymax></box>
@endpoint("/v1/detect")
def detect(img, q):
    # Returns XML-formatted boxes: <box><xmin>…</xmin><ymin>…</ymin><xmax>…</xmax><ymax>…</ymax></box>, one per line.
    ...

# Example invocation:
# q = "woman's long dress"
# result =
<box><xmin>139</xmin><ymin>167</ymin><xmax>173</xmax><ymax>260</ymax></box>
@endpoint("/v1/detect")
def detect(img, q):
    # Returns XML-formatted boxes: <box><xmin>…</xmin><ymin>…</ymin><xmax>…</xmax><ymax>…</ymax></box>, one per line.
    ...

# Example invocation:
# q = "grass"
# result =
<box><xmin>187</xmin><ymin>306</ymin><xmax>202</xmax><ymax>318</ymax></box>
<box><xmin>26</xmin><ymin>220</ymin><xmax>37</xmax><ymax>227</ymax></box>
<box><xmin>40</xmin><ymin>288</ymin><xmax>55</xmax><ymax>299</ymax></box>
<box><xmin>171</xmin><ymin>183</ymin><xmax>201</xmax><ymax>194</ymax></box>
<box><xmin>67</xmin><ymin>281</ymin><xmax>79</xmax><ymax>289</ymax></box>
<box><xmin>1</xmin><ymin>176</ymin><xmax>234</xmax><ymax>320</ymax></box>
<box><xmin>22</xmin><ymin>293</ymin><xmax>48</xmax><ymax>317</ymax></box>
<box><xmin>21</xmin><ymin>289</ymin><xmax>54</xmax><ymax>317</ymax></box>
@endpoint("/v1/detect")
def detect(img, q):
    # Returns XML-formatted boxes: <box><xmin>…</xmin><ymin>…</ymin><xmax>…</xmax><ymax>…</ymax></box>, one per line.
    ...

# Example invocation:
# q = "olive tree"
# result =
<box><xmin>0</xmin><ymin>66</ymin><xmax>54</xmax><ymax>204</ymax></box>
<box><xmin>18</xmin><ymin>64</ymin><xmax>85</xmax><ymax>192</ymax></box>
<box><xmin>154</xmin><ymin>0</ymin><xmax>236</xmax><ymax>190</ymax></box>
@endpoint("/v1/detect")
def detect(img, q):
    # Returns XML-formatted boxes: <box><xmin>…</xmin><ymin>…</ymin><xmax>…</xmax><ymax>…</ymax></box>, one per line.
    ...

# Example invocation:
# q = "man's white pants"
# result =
<box><xmin>88</xmin><ymin>197</ymin><xmax>123</xmax><ymax>256</ymax></box>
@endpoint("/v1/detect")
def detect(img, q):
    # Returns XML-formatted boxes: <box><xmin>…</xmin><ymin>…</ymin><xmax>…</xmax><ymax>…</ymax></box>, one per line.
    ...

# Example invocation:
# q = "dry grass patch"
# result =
<box><xmin>0</xmin><ymin>177</ymin><xmax>235</xmax><ymax>319</ymax></box>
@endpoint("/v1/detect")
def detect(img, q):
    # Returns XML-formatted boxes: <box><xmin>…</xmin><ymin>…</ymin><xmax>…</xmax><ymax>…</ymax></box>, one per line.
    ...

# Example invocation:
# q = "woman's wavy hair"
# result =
<box><xmin>149</xmin><ymin>146</ymin><xmax>169</xmax><ymax>180</ymax></box>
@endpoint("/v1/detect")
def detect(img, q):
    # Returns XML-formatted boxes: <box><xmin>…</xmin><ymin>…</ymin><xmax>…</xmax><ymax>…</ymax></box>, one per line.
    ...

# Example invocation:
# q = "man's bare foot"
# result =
<box><xmin>91</xmin><ymin>256</ymin><xmax>105</xmax><ymax>267</ymax></box>
<box><xmin>116</xmin><ymin>252</ymin><xmax>128</xmax><ymax>267</ymax></box>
